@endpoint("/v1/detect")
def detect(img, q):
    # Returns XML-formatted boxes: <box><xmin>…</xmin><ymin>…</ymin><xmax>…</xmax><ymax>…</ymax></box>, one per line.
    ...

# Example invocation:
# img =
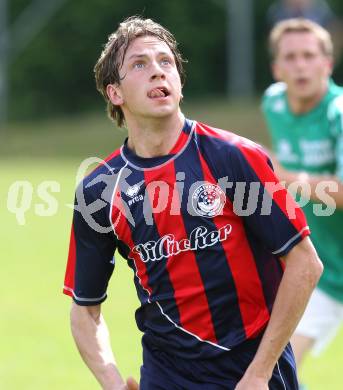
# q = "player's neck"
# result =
<box><xmin>126</xmin><ymin>110</ymin><xmax>185</xmax><ymax>158</ymax></box>
<box><xmin>288</xmin><ymin>82</ymin><xmax>328</xmax><ymax>115</ymax></box>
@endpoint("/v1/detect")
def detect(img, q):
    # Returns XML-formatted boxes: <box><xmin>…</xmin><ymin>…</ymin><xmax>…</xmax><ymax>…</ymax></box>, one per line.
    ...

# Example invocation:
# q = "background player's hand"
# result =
<box><xmin>116</xmin><ymin>376</ymin><xmax>139</xmax><ymax>390</ymax></box>
<box><xmin>125</xmin><ymin>377</ymin><xmax>139</xmax><ymax>390</ymax></box>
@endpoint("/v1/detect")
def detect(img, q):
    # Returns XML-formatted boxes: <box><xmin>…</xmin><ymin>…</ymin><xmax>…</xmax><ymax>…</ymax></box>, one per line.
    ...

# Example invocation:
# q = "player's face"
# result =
<box><xmin>109</xmin><ymin>36</ymin><xmax>182</xmax><ymax>123</ymax></box>
<box><xmin>272</xmin><ymin>32</ymin><xmax>332</xmax><ymax>101</ymax></box>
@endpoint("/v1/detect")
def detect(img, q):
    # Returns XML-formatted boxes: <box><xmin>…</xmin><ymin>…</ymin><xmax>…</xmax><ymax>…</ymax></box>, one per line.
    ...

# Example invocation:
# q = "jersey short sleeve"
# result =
<box><xmin>261</xmin><ymin>83</ymin><xmax>287</xmax><ymax>148</ymax></box>
<box><xmin>229</xmin><ymin>141</ymin><xmax>310</xmax><ymax>257</ymax></box>
<box><xmin>63</xmin><ymin>178</ymin><xmax>117</xmax><ymax>305</ymax></box>
<box><xmin>261</xmin><ymin>82</ymin><xmax>287</xmax><ymax>114</ymax></box>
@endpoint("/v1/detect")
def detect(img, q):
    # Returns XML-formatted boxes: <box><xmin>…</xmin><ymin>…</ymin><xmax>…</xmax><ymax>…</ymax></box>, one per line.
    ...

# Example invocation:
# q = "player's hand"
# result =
<box><xmin>125</xmin><ymin>377</ymin><xmax>139</xmax><ymax>390</ymax></box>
<box><xmin>234</xmin><ymin>373</ymin><xmax>269</xmax><ymax>390</ymax></box>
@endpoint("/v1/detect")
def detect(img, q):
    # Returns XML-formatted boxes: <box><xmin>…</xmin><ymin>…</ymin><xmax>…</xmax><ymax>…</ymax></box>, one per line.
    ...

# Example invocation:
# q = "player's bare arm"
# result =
<box><xmin>235</xmin><ymin>237</ymin><xmax>323</xmax><ymax>389</ymax></box>
<box><xmin>70</xmin><ymin>303</ymin><xmax>138</xmax><ymax>389</ymax></box>
<box><xmin>270</xmin><ymin>155</ymin><xmax>343</xmax><ymax>208</ymax></box>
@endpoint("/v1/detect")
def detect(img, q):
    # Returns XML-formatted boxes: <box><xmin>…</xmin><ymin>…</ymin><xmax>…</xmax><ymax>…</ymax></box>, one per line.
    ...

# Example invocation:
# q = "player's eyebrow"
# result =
<box><xmin>127</xmin><ymin>54</ymin><xmax>146</xmax><ymax>61</ymax></box>
<box><xmin>127</xmin><ymin>51</ymin><xmax>172</xmax><ymax>61</ymax></box>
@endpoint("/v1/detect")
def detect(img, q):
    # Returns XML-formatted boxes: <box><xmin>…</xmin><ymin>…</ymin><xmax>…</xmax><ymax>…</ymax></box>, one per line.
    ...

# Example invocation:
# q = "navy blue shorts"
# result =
<box><xmin>140</xmin><ymin>335</ymin><xmax>298</xmax><ymax>389</ymax></box>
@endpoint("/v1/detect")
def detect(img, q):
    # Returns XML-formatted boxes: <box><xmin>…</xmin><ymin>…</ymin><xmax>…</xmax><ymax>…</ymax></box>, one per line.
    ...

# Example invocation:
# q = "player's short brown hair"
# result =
<box><xmin>94</xmin><ymin>16</ymin><xmax>186</xmax><ymax>127</ymax></box>
<box><xmin>269</xmin><ymin>18</ymin><xmax>333</xmax><ymax>60</ymax></box>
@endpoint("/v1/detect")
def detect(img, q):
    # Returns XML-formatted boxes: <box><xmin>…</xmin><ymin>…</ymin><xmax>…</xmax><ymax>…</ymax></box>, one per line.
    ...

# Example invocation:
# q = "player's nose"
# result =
<box><xmin>150</xmin><ymin>61</ymin><xmax>166</xmax><ymax>81</ymax></box>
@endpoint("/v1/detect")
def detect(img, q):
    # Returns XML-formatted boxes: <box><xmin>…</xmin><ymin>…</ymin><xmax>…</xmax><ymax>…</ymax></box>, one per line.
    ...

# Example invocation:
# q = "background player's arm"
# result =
<box><xmin>70</xmin><ymin>302</ymin><xmax>138</xmax><ymax>390</ymax></box>
<box><xmin>270</xmin><ymin>154</ymin><xmax>343</xmax><ymax>208</ymax></box>
<box><xmin>235</xmin><ymin>237</ymin><xmax>323</xmax><ymax>389</ymax></box>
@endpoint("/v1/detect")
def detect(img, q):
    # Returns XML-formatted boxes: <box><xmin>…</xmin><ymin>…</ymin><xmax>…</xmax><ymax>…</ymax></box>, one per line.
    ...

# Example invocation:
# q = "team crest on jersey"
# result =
<box><xmin>191</xmin><ymin>183</ymin><xmax>226</xmax><ymax>218</ymax></box>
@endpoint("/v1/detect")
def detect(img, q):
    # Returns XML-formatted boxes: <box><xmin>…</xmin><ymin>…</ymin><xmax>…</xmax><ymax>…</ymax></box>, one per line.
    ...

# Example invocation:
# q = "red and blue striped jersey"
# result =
<box><xmin>63</xmin><ymin>119</ymin><xmax>310</xmax><ymax>358</ymax></box>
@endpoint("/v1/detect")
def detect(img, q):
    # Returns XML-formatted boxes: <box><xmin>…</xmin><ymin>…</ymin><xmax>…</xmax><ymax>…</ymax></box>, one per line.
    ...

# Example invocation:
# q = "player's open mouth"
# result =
<box><xmin>295</xmin><ymin>77</ymin><xmax>309</xmax><ymax>86</ymax></box>
<box><xmin>147</xmin><ymin>87</ymin><xmax>170</xmax><ymax>98</ymax></box>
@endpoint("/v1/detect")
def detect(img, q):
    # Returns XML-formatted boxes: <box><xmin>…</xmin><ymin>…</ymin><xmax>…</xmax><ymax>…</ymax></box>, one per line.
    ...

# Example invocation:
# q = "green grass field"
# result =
<box><xmin>1</xmin><ymin>100</ymin><xmax>342</xmax><ymax>389</ymax></box>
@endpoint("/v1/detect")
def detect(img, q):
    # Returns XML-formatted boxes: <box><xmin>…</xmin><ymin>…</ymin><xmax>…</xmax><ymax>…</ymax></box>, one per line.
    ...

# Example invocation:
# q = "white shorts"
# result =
<box><xmin>295</xmin><ymin>287</ymin><xmax>343</xmax><ymax>355</ymax></box>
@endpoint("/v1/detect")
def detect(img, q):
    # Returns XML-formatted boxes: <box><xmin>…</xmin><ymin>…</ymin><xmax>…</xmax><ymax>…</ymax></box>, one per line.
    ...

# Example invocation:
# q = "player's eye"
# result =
<box><xmin>160</xmin><ymin>58</ymin><xmax>172</xmax><ymax>66</ymax></box>
<box><xmin>304</xmin><ymin>52</ymin><xmax>315</xmax><ymax>60</ymax></box>
<box><xmin>133</xmin><ymin>62</ymin><xmax>145</xmax><ymax>69</ymax></box>
<box><xmin>284</xmin><ymin>53</ymin><xmax>295</xmax><ymax>61</ymax></box>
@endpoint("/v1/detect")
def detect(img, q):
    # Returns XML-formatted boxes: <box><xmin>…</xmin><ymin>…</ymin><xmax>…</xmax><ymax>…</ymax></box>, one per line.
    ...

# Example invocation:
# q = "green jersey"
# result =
<box><xmin>262</xmin><ymin>79</ymin><xmax>343</xmax><ymax>302</ymax></box>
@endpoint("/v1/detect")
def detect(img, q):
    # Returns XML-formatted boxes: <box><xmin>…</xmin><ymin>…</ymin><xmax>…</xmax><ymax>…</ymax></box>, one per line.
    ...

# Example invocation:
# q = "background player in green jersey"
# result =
<box><xmin>262</xmin><ymin>18</ymin><xmax>343</xmax><ymax>387</ymax></box>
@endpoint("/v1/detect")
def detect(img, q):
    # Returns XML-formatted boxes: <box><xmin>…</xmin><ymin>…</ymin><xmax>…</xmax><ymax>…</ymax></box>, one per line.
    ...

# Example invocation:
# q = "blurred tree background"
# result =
<box><xmin>6</xmin><ymin>0</ymin><xmax>343</xmax><ymax>122</ymax></box>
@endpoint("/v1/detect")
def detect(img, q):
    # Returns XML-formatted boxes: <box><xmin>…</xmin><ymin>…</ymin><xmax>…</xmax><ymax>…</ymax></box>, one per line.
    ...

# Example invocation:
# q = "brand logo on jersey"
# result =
<box><xmin>191</xmin><ymin>183</ymin><xmax>226</xmax><ymax>217</ymax></box>
<box><xmin>132</xmin><ymin>224</ymin><xmax>232</xmax><ymax>263</ymax></box>
<box><xmin>126</xmin><ymin>183</ymin><xmax>144</xmax><ymax>206</ymax></box>
<box><xmin>126</xmin><ymin>183</ymin><xmax>141</xmax><ymax>198</ymax></box>
<box><xmin>277</xmin><ymin>139</ymin><xmax>298</xmax><ymax>163</ymax></box>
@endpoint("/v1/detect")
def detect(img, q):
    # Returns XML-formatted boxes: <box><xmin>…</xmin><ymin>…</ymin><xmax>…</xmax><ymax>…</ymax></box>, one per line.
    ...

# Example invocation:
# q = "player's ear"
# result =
<box><xmin>107</xmin><ymin>84</ymin><xmax>124</xmax><ymax>106</ymax></box>
<box><xmin>326</xmin><ymin>56</ymin><xmax>334</xmax><ymax>77</ymax></box>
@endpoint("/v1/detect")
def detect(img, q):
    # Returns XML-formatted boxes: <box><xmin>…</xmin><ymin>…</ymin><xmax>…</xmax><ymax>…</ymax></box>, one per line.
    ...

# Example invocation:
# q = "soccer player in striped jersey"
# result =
<box><xmin>63</xmin><ymin>16</ymin><xmax>323</xmax><ymax>390</ymax></box>
<box><xmin>262</xmin><ymin>18</ymin><xmax>343</xmax><ymax>388</ymax></box>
